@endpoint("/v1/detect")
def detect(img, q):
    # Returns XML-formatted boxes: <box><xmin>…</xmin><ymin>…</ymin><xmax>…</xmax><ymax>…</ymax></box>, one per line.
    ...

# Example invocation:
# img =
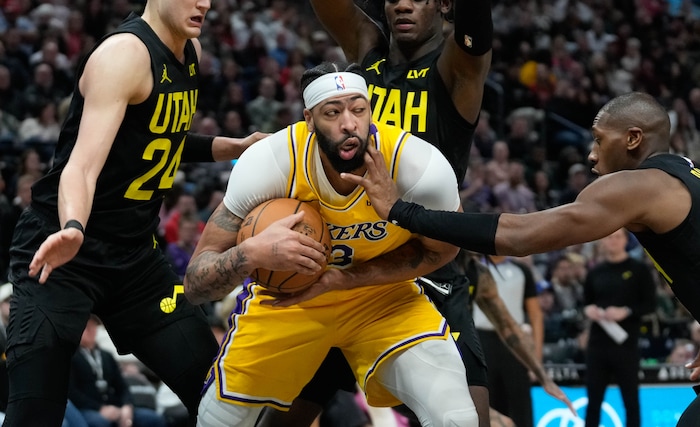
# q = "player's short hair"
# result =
<box><xmin>599</xmin><ymin>92</ymin><xmax>671</xmax><ymax>138</ymax></box>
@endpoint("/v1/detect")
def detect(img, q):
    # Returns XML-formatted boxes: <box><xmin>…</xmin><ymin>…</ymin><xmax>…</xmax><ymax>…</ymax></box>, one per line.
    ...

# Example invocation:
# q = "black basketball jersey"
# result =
<box><xmin>361</xmin><ymin>46</ymin><xmax>477</xmax><ymax>283</ymax></box>
<box><xmin>32</xmin><ymin>14</ymin><xmax>199</xmax><ymax>243</ymax></box>
<box><xmin>360</xmin><ymin>46</ymin><xmax>476</xmax><ymax>183</ymax></box>
<box><xmin>634</xmin><ymin>153</ymin><xmax>700</xmax><ymax>320</ymax></box>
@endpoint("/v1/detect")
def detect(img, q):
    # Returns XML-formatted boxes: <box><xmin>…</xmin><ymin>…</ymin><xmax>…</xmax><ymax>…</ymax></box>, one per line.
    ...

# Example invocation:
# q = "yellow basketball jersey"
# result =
<box><xmin>209</xmin><ymin>121</ymin><xmax>450</xmax><ymax>410</ymax></box>
<box><xmin>285</xmin><ymin>121</ymin><xmax>414</xmax><ymax>273</ymax></box>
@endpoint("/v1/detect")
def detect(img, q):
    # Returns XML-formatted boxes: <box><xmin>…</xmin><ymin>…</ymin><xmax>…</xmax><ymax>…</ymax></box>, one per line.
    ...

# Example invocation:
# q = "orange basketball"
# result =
<box><xmin>236</xmin><ymin>198</ymin><xmax>332</xmax><ymax>293</ymax></box>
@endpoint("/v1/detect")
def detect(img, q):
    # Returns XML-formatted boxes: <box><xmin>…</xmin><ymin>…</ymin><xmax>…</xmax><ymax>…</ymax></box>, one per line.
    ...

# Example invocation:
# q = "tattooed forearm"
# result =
<box><xmin>476</xmin><ymin>266</ymin><xmax>549</xmax><ymax>381</ymax></box>
<box><xmin>211</xmin><ymin>203</ymin><xmax>242</xmax><ymax>232</ymax></box>
<box><xmin>339</xmin><ymin>239</ymin><xmax>452</xmax><ymax>289</ymax></box>
<box><xmin>185</xmin><ymin>248</ymin><xmax>252</xmax><ymax>304</ymax></box>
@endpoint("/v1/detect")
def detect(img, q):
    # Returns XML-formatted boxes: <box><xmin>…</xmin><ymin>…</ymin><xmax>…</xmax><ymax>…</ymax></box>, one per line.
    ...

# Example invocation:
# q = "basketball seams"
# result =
<box><xmin>249</xmin><ymin>199</ymin><xmax>276</xmax><ymax>236</ymax></box>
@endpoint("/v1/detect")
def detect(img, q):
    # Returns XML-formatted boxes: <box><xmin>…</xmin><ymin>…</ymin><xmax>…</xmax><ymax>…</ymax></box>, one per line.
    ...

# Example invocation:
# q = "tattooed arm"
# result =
<box><xmin>183</xmin><ymin>203</ymin><xmax>328</xmax><ymax>305</ymax></box>
<box><xmin>473</xmin><ymin>258</ymin><xmax>575</xmax><ymax>413</ymax></box>
<box><xmin>266</xmin><ymin>236</ymin><xmax>458</xmax><ymax>307</ymax></box>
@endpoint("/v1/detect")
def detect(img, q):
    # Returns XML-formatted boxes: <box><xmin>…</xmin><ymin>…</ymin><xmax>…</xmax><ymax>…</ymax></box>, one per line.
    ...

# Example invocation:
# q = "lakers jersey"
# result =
<box><xmin>223</xmin><ymin>121</ymin><xmax>460</xmax><ymax>271</ymax></box>
<box><xmin>213</xmin><ymin>120</ymin><xmax>459</xmax><ymax>408</ymax></box>
<box><xmin>32</xmin><ymin>13</ymin><xmax>199</xmax><ymax>242</ymax></box>
<box><xmin>286</xmin><ymin>122</ymin><xmax>413</xmax><ymax>269</ymax></box>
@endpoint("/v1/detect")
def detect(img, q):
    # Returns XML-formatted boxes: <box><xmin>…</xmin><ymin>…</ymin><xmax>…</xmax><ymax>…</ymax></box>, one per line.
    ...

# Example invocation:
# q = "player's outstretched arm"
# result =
<box><xmin>309</xmin><ymin>0</ymin><xmax>383</xmax><ymax>62</ymax></box>
<box><xmin>439</xmin><ymin>0</ymin><xmax>493</xmax><ymax>124</ymax></box>
<box><xmin>348</xmin><ymin>148</ymin><xmax>690</xmax><ymax>257</ymax></box>
<box><xmin>211</xmin><ymin>132</ymin><xmax>268</xmax><ymax>161</ymax></box>
<box><xmin>181</xmin><ymin>131</ymin><xmax>269</xmax><ymax>163</ymax></box>
<box><xmin>184</xmin><ymin>203</ymin><xmax>327</xmax><ymax>305</ymax></box>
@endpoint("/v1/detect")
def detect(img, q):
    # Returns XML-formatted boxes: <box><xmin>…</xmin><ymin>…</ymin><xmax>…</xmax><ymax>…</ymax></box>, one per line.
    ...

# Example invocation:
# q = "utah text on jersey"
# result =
<box><xmin>367</xmin><ymin>83</ymin><xmax>428</xmax><ymax>134</ymax></box>
<box><xmin>149</xmin><ymin>89</ymin><xmax>198</xmax><ymax>134</ymax></box>
<box><xmin>123</xmin><ymin>89</ymin><xmax>199</xmax><ymax>201</ymax></box>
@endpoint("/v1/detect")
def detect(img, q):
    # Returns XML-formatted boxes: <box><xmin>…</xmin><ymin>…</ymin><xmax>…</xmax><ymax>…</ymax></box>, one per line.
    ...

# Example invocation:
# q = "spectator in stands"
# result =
<box><xmin>14</xmin><ymin>147</ymin><xmax>45</xmax><ymax>182</ymax></box>
<box><xmin>163</xmin><ymin>193</ymin><xmax>205</xmax><ymax>245</ymax></box>
<box><xmin>493</xmin><ymin>160</ymin><xmax>537</xmax><ymax>214</ymax></box>
<box><xmin>0</xmin><ymin>173</ymin><xmax>37</xmax><ymax>281</ymax></box>
<box><xmin>460</xmin><ymin>157</ymin><xmax>497</xmax><ymax>214</ymax></box>
<box><xmin>485</xmin><ymin>140</ymin><xmax>511</xmax><ymax>186</ymax></box>
<box><xmin>538</xmin><ymin>285</ymin><xmax>570</xmax><ymax>349</ymax></box>
<box><xmin>669</xmin><ymin>97</ymin><xmax>700</xmax><ymax>164</ymax></box>
<box><xmin>473</xmin><ymin>110</ymin><xmax>498</xmax><ymax>158</ymax></box>
<box><xmin>165</xmin><ymin>214</ymin><xmax>200</xmax><ymax>279</ymax></box>
<box><xmin>219</xmin><ymin>110</ymin><xmax>247</xmax><ymax>139</ymax></box>
<box><xmin>505</xmin><ymin>115</ymin><xmax>539</xmax><ymax>160</ymax></box>
<box><xmin>547</xmin><ymin>255</ymin><xmax>585</xmax><ymax>332</ymax></box>
<box><xmin>688</xmin><ymin>88</ymin><xmax>700</xmax><ymax>133</ymax></box>
<box><xmin>246</xmin><ymin>75</ymin><xmax>283</xmax><ymax>132</ymax></box>
<box><xmin>69</xmin><ymin>315</ymin><xmax>167</xmax><ymax>427</ymax></box>
<box><xmin>0</xmin><ymin>63</ymin><xmax>23</xmax><ymax>121</ymax></box>
<box><xmin>667</xmin><ymin>339</ymin><xmax>696</xmax><ymax>365</ymax></box>
<box><xmin>17</xmin><ymin>98</ymin><xmax>61</xmax><ymax>159</ymax></box>
<box><xmin>585</xmin><ymin>17</ymin><xmax>617</xmax><ymax>54</ymax></box>
<box><xmin>194</xmin><ymin>50</ymin><xmax>225</xmax><ymax>116</ymax></box>
<box><xmin>531</xmin><ymin>169</ymin><xmax>559</xmax><ymax>211</ymax></box>
<box><xmin>620</xmin><ymin>37</ymin><xmax>642</xmax><ymax>74</ymax></box>
<box><xmin>218</xmin><ymin>82</ymin><xmax>252</xmax><ymax>132</ymax></box>
<box><xmin>29</xmin><ymin>38</ymin><xmax>71</xmax><ymax>78</ymax></box>
<box><xmin>305</xmin><ymin>30</ymin><xmax>331</xmax><ymax>67</ymax></box>
<box><xmin>63</xmin><ymin>9</ymin><xmax>87</xmax><ymax>66</ymax></box>
<box><xmin>558</xmin><ymin>163</ymin><xmax>591</xmax><ymax>205</ymax></box>
<box><xmin>22</xmin><ymin>62</ymin><xmax>69</xmax><ymax>118</ymax></box>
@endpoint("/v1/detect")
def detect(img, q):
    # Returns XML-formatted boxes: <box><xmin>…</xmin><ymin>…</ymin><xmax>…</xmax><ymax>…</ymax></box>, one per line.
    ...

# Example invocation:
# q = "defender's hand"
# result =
<box><xmin>340</xmin><ymin>144</ymin><xmax>399</xmax><ymax>220</ymax></box>
<box><xmin>28</xmin><ymin>228</ymin><xmax>84</xmax><ymax>284</ymax></box>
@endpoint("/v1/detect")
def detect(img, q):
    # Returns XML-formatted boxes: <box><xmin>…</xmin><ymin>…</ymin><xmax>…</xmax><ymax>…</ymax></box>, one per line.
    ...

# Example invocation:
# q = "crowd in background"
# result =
<box><xmin>1</xmin><ymin>0</ymin><xmax>700</xmax><ymax>422</ymax></box>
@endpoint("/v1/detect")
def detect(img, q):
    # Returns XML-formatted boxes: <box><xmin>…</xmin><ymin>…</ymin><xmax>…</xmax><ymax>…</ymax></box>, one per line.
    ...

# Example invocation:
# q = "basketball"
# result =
<box><xmin>236</xmin><ymin>198</ymin><xmax>332</xmax><ymax>293</ymax></box>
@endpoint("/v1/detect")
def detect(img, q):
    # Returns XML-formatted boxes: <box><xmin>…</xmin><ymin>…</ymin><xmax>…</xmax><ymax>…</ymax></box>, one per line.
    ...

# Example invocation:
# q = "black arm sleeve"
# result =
<box><xmin>453</xmin><ymin>0</ymin><xmax>493</xmax><ymax>56</ymax></box>
<box><xmin>181</xmin><ymin>133</ymin><xmax>215</xmax><ymax>163</ymax></box>
<box><xmin>388</xmin><ymin>199</ymin><xmax>500</xmax><ymax>254</ymax></box>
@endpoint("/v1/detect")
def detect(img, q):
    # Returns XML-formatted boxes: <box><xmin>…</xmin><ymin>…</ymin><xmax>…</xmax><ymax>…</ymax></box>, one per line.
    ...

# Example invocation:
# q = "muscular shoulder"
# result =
<box><xmin>223</xmin><ymin>130</ymin><xmax>291</xmax><ymax>218</ymax></box>
<box><xmin>81</xmin><ymin>33</ymin><xmax>152</xmax><ymax>103</ymax></box>
<box><xmin>586</xmin><ymin>168</ymin><xmax>690</xmax><ymax>234</ymax></box>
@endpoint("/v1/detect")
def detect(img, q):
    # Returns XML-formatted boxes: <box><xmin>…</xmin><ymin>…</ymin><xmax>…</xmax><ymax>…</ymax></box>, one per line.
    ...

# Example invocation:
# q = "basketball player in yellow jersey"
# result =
<box><xmin>184</xmin><ymin>61</ymin><xmax>478</xmax><ymax>427</ymax></box>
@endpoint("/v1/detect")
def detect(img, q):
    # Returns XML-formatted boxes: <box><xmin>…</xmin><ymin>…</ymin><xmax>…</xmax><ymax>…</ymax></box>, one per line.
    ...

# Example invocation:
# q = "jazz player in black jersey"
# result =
<box><xmin>2</xmin><ymin>1</ymin><xmax>326</xmax><ymax>426</ymax></box>
<box><xmin>348</xmin><ymin>91</ymin><xmax>700</xmax><ymax>427</ymax></box>
<box><xmin>258</xmin><ymin>1</ymin><xmax>570</xmax><ymax>426</ymax></box>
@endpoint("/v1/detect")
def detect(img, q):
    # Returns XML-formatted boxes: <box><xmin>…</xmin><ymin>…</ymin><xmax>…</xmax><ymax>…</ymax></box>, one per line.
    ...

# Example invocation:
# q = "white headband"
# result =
<box><xmin>303</xmin><ymin>72</ymin><xmax>369</xmax><ymax>110</ymax></box>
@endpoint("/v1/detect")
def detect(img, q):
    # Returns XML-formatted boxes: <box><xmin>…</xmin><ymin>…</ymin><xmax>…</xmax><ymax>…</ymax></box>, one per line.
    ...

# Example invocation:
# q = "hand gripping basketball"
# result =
<box><xmin>236</xmin><ymin>198</ymin><xmax>332</xmax><ymax>293</ymax></box>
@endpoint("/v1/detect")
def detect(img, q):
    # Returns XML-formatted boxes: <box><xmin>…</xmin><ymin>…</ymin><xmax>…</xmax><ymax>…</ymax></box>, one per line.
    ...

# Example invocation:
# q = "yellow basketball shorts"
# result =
<box><xmin>207</xmin><ymin>280</ymin><xmax>450</xmax><ymax>410</ymax></box>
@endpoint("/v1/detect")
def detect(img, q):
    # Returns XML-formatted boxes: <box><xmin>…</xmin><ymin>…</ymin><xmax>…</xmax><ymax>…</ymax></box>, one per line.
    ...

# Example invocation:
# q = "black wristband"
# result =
<box><xmin>64</xmin><ymin>219</ymin><xmax>85</xmax><ymax>235</ymax></box>
<box><xmin>453</xmin><ymin>0</ymin><xmax>493</xmax><ymax>56</ymax></box>
<box><xmin>389</xmin><ymin>199</ymin><xmax>500</xmax><ymax>254</ymax></box>
<box><xmin>182</xmin><ymin>133</ymin><xmax>215</xmax><ymax>163</ymax></box>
